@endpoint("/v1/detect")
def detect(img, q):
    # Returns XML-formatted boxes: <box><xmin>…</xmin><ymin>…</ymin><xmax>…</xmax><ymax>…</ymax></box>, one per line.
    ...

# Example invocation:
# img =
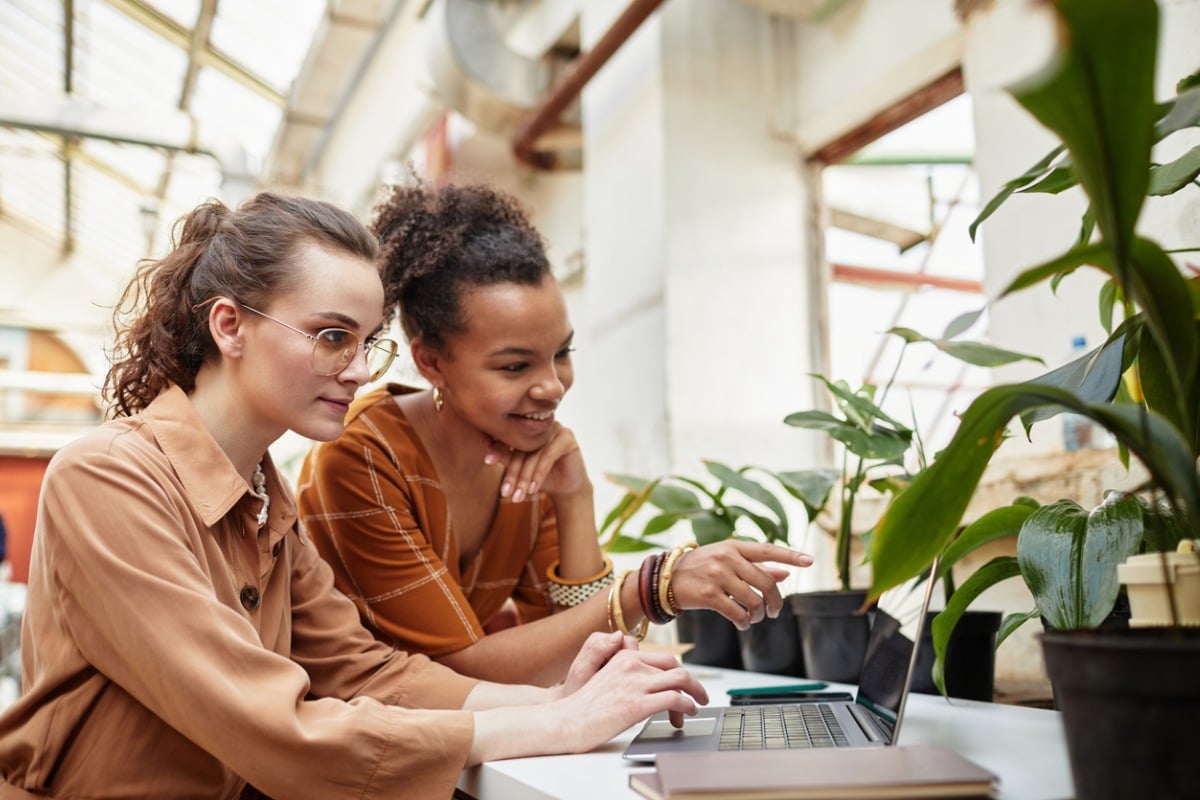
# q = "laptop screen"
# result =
<box><xmin>854</xmin><ymin>560</ymin><xmax>938</xmax><ymax>738</ymax></box>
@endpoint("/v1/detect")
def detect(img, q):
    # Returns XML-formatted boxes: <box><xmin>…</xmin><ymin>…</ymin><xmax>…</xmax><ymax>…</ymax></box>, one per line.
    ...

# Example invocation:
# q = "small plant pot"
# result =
<box><xmin>1117</xmin><ymin>551</ymin><xmax>1200</xmax><ymax>627</ymax></box>
<box><xmin>789</xmin><ymin>590</ymin><xmax>871</xmax><ymax>683</ymax></box>
<box><xmin>737</xmin><ymin>598</ymin><xmax>806</xmax><ymax>676</ymax></box>
<box><xmin>675</xmin><ymin>608</ymin><xmax>744</xmax><ymax>670</ymax></box>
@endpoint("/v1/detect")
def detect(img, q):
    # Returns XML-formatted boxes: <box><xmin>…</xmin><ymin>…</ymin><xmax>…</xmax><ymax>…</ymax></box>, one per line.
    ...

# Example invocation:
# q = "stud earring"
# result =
<box><xmin>433</xmin><ymin>386</ymin><xmax>445</xmax><ymax>413</ymax></box>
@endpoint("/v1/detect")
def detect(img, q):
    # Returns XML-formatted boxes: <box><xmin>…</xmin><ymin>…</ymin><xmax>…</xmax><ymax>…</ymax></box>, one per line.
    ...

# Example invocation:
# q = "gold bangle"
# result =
<box><xmin>659</xmin><ymin>543</ymin><xmax>696</xmax><ymax>616</ymax></box>
<box><xmin>547</xmin><ymin>556</ymin><xmax>615</xmax><ymax>607</ymax></box>
<box><xmin>610</xmin><ymin>569</ymin><xmax>648</xmax><ymax>641</ymax></box>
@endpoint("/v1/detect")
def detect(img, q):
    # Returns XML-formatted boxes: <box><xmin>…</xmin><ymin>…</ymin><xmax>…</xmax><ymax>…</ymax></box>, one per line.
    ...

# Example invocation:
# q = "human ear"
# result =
<box><xmin>410</xmin><ymin>338</ymin><xmax>444</xmax><ymax>386</ymax></box>
<box><xmin>208</xmin><ymin>298</ymin><xmax>245</xmax><ymax>359</ymax></box>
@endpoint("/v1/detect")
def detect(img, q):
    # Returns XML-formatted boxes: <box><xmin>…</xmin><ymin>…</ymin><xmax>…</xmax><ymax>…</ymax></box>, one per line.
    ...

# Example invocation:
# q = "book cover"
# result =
<box><xmin>628</xmin><ymin>743</ymin><xmax>997</xmax><ymax>799</ymax></box>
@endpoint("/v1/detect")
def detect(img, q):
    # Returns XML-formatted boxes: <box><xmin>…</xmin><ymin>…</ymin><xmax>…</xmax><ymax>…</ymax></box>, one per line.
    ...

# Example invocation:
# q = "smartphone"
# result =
<box><xmin>729</xmin><ymin>690</ymin><xmax>853</xmax><ymax>705</ymax></box>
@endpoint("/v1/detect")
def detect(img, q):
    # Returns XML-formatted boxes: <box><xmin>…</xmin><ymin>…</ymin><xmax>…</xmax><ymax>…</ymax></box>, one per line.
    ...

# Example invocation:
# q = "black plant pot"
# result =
<box><xmin>1041</xmin><ymin>593</ymin><xmax>1130</xmax><ymax>708</ymax></box>
<box><xmin>675</xmin><ymin>608</ymin><xmax>744</xmax><ymax>670</ymax></box>
<box><xmin>1041</xmin><ymin>627</ymin><xmax>1200</xmax><ymax>800</ymax></box>
<box><xmin>737</xmin><ymin>598</ymin><xmax>806</xmax><ymax>676</ymax></box>
<box><xmin>789</xmin><ymin>590</ymin><xmax>871</xmax><ymax>683</ymax></box>
<box><xmin>910</xmin><ymin>610</ymin><xmax>1002</xmax><ymax>701</ymax></box>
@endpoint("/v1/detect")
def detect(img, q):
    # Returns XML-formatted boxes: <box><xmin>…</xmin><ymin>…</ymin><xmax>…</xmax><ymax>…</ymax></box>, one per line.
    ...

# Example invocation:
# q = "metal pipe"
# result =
<box><xmin>512</xmin><ymin>0</ymin><xmax>667</xmax><ymax>170</ymax></box>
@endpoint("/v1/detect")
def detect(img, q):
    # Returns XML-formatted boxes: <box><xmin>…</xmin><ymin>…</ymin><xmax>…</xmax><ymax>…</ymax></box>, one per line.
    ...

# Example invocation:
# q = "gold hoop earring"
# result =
<box><xmin>433</xmin><ymin>386</ymin><xmax>445</xmax><ymax>413</ymax></box>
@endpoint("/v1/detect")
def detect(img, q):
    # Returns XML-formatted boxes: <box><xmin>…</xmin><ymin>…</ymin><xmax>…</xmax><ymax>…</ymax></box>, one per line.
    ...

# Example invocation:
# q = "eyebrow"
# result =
<box><xmin>310</xmin><ymin>311</ymin><xmax>385</xmax><ymax>336</ymax></box>
<box><xmin>488</xmin><ymin>330</ymin><xmax>575</xmax><ymax>358</ymax></box>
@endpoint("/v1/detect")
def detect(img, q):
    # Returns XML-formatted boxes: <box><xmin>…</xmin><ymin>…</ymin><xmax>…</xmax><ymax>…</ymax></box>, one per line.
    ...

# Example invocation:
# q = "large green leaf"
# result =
<box><xmin>1016</xmin><ymin>493</ymin><xmax>1143</xmax><ymax>629</ymax></box>
<box><xmin>888</xmin><ymin>326</ymin><xmax>1044</xmax><ymax>368</ymax></box>
<box><xmin>868</xmin><ymin>383</ymin><xmax>1200</xmax><ymax>601</ymax></box>
<box><xmin>1011</xmin><ymin>0</ymin><xmax>1158</xmax><ymax>270</ymax></box>
<box><xmin>1020</xmin><ymin>332</ymin><xmax>1126</xmax><ymax>427</ymax></box>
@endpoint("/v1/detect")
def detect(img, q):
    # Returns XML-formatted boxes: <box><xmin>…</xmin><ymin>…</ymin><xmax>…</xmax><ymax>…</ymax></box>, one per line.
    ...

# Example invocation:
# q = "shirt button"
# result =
<box><xmin>240</xmin><ymin>585</ymin><xmax>261</xmax><ymax>611</ymax></box>
<box><xmin>272</xmin><ymin>541</ymin><xmax>282</xmax><ymax>559</ymax></box>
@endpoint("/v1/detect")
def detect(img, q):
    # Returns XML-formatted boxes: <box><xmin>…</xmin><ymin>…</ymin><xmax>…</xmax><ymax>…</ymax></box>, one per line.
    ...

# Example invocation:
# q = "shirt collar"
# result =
<box><xmin>141</xmin><ymin>384</ymin><xmax>295</xmax><ymax>530</ymax></box>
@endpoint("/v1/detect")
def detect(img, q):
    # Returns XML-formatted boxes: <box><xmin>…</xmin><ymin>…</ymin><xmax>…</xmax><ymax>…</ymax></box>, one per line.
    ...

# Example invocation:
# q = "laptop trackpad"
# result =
<box><xmin>638</xmin><ymin>717</ymin><xmax>717</xmax><ymax>739</ymax></box>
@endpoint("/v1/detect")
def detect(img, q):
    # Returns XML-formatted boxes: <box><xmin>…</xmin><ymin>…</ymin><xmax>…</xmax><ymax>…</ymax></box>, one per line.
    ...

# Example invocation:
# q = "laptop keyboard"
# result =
<box><xmin>718</xmin><ymin>703</ymin><xmax>851</xmax><ymax>750</ymax></box>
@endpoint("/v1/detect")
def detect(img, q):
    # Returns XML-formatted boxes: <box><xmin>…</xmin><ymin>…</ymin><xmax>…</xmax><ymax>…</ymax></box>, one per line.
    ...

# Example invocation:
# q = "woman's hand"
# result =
<box><xmin>483</xmin><ymin>422</ymin><xmax>590</xmax><ymax>502</ymax></box>
<box><xmin>670</xmin><ymin>541</ymin><xmax>815</xmax><ymax>630</ymax></box>
<box><xmin>555</xmin><ymin>630</ymin><xmax>639</xmax><ymax>698</ymax></box>
<box><xmin>468</xmin><ymin>637</ymin><xmax>709</xmax><ymax>763</ymax></box>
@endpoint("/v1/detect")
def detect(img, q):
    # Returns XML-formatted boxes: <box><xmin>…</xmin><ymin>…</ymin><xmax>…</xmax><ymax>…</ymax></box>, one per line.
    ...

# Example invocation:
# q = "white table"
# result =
<box><xmin>457</xmin><ymin>666</ymin><xmax>1074</xmax><ymax>800</ymax></box>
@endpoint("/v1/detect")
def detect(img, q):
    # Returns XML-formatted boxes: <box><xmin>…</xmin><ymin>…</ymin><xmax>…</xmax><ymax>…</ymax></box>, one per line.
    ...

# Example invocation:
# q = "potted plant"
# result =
<box><xmin>600</xmin><ymin>460</ymin><xmax>837</xmax><ymax>673</ymax></box>
<box><xmin>868</xmin><ymin>1</ymin><xmax>1200</xmax><ymax>797</ymax></box>
<box><xmin>783</xmin><ymin>320</ymin><xmax>1038</xmax><ymax>686</ymax></box>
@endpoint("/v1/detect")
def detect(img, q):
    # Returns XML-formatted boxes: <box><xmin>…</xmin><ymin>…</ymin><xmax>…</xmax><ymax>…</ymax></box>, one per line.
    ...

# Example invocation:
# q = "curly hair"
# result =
<box><xmin>104</xmin><ymin>192</ymin><xmax>379</xmax><ymax>418</ymax></box>
<box><xmin>371</xmin><ymin>180</ymin><xmax>550</xmax><ymax>350</ymax></box>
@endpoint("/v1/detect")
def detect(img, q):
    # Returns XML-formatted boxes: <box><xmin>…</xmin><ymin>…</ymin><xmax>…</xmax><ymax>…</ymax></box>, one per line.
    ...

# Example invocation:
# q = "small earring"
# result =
<box><xmin>433</xmin><ymin>386</ymin><xmax>445</xmax><ymax>413</ymax></box>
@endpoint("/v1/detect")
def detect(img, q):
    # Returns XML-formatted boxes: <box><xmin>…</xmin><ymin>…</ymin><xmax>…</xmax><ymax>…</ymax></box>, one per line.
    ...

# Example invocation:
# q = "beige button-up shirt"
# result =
<box><xmin>0</xmin><ymin>386</ymin><xmax>478</xmax><ymax>799</ymax></box>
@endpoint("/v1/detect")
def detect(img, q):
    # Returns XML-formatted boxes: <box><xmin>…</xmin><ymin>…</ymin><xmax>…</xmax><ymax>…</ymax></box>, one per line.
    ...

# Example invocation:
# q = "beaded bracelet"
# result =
<box><xmin>609</xmin><ymin>569</ymin><xmax>648</xmax><ymax>641</ymax></box>
<box><xmin>546</xmin><ymin>555</ymin><xmax>615</xmax><ymax>607</ymax></box>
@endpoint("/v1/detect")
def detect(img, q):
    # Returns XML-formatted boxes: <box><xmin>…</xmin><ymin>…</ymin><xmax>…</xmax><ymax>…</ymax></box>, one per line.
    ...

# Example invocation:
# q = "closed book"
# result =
<box><xmin>628</xmin><ymin>744</ymin><xmax>997</xmax><ymax>799</ymax></box>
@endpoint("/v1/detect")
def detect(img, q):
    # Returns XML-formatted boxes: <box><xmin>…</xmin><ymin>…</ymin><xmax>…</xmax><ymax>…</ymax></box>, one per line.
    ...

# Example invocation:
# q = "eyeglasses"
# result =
<box><xmin>241</xmin><ymin>305</ymin><xmax>398</xmax><ymax>381</ymax></box>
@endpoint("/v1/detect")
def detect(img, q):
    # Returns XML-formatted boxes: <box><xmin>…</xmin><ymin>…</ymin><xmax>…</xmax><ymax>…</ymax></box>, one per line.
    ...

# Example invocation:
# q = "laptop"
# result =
<box><xmin>623</xmin><ymin>562</ymin><xmax>938</xmax><ymax>762</ymax></box>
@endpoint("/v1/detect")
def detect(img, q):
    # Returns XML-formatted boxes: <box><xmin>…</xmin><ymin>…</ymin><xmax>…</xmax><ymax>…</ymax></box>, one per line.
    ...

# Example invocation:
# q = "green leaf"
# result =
<box><xmin>691</xmin><ymin>511</ymin><xmax>736</xmax><ymax>545</ymax></box>
<box><xmin>1019</xmin><ymin>164</ymin><xmax>1076</xmax><ymax>195</ymax></box>
<box><xmin>1155</xmin><ymin>85</ymin><xmax>1200</xmax><ymax>138</ymax></box>
<box><xmin>774</xmin><ymin>468</ymin><xmax>839</xmax><ymax>521</ymax></box>
<box><xmin>969</xmin><ymin>145</ymin><xmax>1066</xmax><ymax>241</ymax></box>
<box><xmin>930</xmin><ymin>557</ymin><xmax>1022</xmax><ymax>695</ymax></box>
<box><xmin>783</xmin><ymin>409</ymin><xmax>911</xmax><ymax>461</ymax></box>
<box><xmin>1020</xmin><ymin>332</ymin><xmax>1126</xmax><ymax>427</ymax></box>
<box><xmin>1011</xmin><ymin>0</ymin><xmax>1158</xmax><ymax>269</ymax></box>
<box><xmin>937</xmin><ymin>503</ymin><xmax>1037</xmax><ymax>581</ymax></box>
<box><xmin>938</xmin><ymin>341</ymin><xmax>1046</xmax><ymax>368</ymax></box>
<box><xmin>1000</xmin><ymin>242</ymin><xmax>1112</xmax><ymax>297</ymax></box>
<box><xmin>1148</xmin><ymin>145</ymin><xmax>1200</xmax><ymax>195</ymax></box>
<box><xmin>868</xmin><ymin>383</ymin><xmax>1200</xmax><ymax>601</ymax></box>
<box><xmin>943</xmin><ymin>308</ymin><xmax>985</xmax><ymax>340</ymax></box>
<box><xmin>705</xmin><ymin>461</ymin><xmax>787</xmax><ymax>538</ymax></box>
<box><xmin>812</xmin><ymin>374</ymin><xmax>911</xmax><ymax>433</ymax></box>
<box><xmin>1016</xmin><ymin>493</ymin><xmax>1143</xmax><ymax>629</ymax></box>
<box><xmin>995</xmin><ymin>609</ymin><xmax>1042</xmax><ymax>649</ymax></box>
<box><xmin>604</xmin><ymin>534</ymin><xmax>660</xmax><ymax>554</ymax></box>
<box><xmin>647</xmin><ymin>482</ymin><xmax>704</xmax><ymax>514</ymax></box>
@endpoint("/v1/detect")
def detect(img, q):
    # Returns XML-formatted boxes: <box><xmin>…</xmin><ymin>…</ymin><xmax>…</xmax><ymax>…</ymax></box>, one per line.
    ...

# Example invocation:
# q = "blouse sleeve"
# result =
<box><xmin>42</xmin><ymin>444</ymin><xmax>477</xmax><ymax>799</ymax></box>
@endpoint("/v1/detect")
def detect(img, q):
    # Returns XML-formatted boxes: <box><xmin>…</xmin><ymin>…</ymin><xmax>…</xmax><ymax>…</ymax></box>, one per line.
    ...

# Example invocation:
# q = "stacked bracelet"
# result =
<box><xmin>547</xmin><ymin>556</ymin><xmax>615</xmax><ymax>607</ymax></box>
<box><xmin>636</xmin><ymin>542</ymin><xmax>697</xmax><ymax>625</ymax></box>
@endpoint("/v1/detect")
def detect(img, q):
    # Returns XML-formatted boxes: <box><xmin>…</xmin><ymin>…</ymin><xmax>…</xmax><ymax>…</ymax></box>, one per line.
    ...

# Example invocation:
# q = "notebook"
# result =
<box><xmin>627</xmin><ymin>743</ymin><xmax>997</xmax><ymax>799</ymax></box>
<box><xmin>623</xmin><ymin>562</ymin><xmax>938</xmax><ymax>762</ymax></box>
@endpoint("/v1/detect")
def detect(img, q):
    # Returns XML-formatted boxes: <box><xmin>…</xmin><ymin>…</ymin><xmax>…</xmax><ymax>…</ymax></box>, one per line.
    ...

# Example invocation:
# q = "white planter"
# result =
<box><xmin>1117</xmin><ymin>551</ymin><xmax>1200</xmax><ymax>627</ymax></box>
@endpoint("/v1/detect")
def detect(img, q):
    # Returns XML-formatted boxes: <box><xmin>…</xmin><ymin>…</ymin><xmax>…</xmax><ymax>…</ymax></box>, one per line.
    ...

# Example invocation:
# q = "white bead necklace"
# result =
<box><xmin>252</xmin><ymin>461</ymin><xmax>270</xmax><ymax>528</ymax></box>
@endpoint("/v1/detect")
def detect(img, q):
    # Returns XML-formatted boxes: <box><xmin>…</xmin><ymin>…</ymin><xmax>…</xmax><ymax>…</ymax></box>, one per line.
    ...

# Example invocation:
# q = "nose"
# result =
<box><xmin>336</xmin><ymin>342</ymin><xmax>372</xmax><ymax>386</ymax></box>
<box><xmin>530</xmin><ymin>365</ymin><xmax>566</xmax><ymax>403</ymax></box>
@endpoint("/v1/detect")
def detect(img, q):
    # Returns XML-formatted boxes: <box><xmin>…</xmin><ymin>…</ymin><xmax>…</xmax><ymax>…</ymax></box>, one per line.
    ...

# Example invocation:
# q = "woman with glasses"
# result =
<box><xmin>0</xmin><ymin>192</ymin><xmax>706</xmax><ymax>799</ymax></box>
<box><xmin>297</xmin><ymin>181</ymin><xmax>814</xmax><ymax>687</ymax></box>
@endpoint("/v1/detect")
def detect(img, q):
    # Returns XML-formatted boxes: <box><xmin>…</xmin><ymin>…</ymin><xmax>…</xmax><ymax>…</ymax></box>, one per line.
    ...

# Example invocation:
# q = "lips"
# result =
<box><xmin>514</xmin><ymin>410</ymin><xmax>554</xmax><ymax>422</ymax></box>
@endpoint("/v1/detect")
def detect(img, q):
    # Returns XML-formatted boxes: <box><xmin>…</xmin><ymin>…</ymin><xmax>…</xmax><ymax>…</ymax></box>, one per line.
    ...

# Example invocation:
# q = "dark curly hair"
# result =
<box><xmin>371</xmin><ymin>180</ymin><xmax>550</xmax><ymax>350</ymax></box>
<box><xmin>104</xmin><ymin>192</ymin><xmax>378</xmax><ymax>418</ymax></box>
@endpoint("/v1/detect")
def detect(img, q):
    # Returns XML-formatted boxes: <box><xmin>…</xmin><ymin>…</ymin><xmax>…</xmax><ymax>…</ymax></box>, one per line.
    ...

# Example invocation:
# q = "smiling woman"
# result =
<box><xmin>296</xmin><ymin>180</ymin><xmax>816</xmax><ymax>688</ymax></box>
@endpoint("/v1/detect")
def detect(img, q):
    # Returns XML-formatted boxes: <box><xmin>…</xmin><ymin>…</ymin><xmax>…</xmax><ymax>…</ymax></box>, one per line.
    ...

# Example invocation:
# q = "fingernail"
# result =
<box><xmin>484</xmin><ymin>453</ymin><xmax>496</xmax><ymax>465</ymax></box>
<box><xmin>501</xmin><ymin>481</ymin><xmax>511</xmax><ymax>497</ymax></box>
<box><xmin>513</xmin><ymin>487</ymin><xmax>525</xmax><ymax>502</ymax></box>
<box><xmin>528</xmin><ymin>481</ymin><xmax>538</xmax><ymax>494</ymax></box>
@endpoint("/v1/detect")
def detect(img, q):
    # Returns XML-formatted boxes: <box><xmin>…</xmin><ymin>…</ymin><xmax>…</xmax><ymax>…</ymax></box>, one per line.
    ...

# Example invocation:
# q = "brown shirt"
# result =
<box><xmin>0</xmin><ymin>385</ymin><xmax>478</xmax><ymax>799</ymax></box>
<box><xmin>297</xmin><ymin>384</ymin><xmax>559</xmax><ymax>657</ymax></box>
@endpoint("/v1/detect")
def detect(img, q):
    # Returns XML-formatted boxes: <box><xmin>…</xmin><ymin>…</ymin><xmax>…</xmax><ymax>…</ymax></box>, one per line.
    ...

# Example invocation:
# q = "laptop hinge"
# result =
<box><xmin>848</xmin><ymin>703</ymin><xmax>887</xmax><ymax>743</ymax></box>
